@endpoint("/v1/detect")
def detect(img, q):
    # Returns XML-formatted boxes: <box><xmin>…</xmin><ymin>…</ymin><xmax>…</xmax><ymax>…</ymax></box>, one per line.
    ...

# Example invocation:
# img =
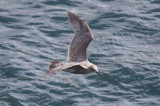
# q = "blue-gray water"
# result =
<box><xmin>0</xmin><ymin>0</ymin><xmax>160</xmax><ymax>106</ymax></box>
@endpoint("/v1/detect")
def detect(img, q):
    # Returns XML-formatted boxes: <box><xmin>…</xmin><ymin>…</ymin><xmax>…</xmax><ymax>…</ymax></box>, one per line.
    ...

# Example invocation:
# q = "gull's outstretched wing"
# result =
<box><xmin>41</xmin><ymin>61</ymin><xmax>88</xmax><ymax>77</ymax></box>
<box><xmin>67</xmin><ymin>12</ymin><xmax>93</xmax><ymax>62</ymax></box>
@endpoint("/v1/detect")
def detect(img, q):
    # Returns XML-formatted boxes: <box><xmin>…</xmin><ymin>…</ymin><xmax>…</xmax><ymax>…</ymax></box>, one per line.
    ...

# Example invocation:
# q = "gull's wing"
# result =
<box><xmin>67</xmin><ymin>11</ymin><xmax>93</xmax><ymax>62</ymax></box>
<box><xmin>41</xmin><ymin>62</ymin><xmax>87</xmax><ymax>77</ymax></box>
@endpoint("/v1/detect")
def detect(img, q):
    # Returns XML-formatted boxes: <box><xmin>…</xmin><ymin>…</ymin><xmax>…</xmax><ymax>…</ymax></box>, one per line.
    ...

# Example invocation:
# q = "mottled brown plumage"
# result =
<box><xmin>41</xmin><ymin>11</ymin><xmax>100</xmax><ymax>77</ymax></box>
<box><xmin>67</xmin><ymin>12</ymin><xmax>93</xmax><ymax>62</ymax></box>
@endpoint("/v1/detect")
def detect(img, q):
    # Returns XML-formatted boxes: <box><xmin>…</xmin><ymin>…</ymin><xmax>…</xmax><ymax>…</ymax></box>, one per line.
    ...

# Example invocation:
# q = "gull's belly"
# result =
<box><xmin>63</xmin><ymin>66</ymin><xmax>92</xmax><ymax>74</ymax></box>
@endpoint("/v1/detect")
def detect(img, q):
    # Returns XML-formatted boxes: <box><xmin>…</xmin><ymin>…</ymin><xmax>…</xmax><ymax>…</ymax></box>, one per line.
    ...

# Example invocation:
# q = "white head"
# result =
<box><xmin>89</xmin><ymin>63</ymin><xmax>100</xmax><ymax>76</ymax></box>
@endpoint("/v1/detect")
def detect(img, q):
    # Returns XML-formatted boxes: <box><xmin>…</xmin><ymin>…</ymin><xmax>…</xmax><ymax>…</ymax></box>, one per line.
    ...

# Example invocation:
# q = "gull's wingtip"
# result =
<box><xmin>67</xmin><ymin>11</ymin><xmax>73</xmax><ymax>16</ymax></box>
<box><xmin>40</xmin><ymin>74</ymin><xmax>47</xmax><ymax>78</ymax></box>
<box><xmin>67</xmin><ymin>11</ymin><xmax>77</xmax><ymax>18</ymax></box>
<box><xmin>67</xmin><ymin>11</ymin><xmax>69</xmax><ymax>15</ymax></box>
<box><xmin>40</xmin><ymin>70</ymin><xmax>56</xmax><ymax>78</ymax></box>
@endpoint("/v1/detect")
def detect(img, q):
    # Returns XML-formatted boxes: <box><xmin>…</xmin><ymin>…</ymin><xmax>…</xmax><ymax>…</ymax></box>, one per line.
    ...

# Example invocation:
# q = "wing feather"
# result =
<box><xmin>67</xmin><ymin>12</ymin><xmax>93</xmax><ymax>62</ymax></box>
<box><xmin>41</xmin><ymin>62</ymin><xmax>84</xmax><ymax>77</ymax></box>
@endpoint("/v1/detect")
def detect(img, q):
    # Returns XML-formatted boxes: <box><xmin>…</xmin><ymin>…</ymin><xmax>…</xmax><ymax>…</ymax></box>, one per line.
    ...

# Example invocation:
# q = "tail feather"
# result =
<box><xmin>48</xmin><ymin>60</ymin><xmax>61</xmax><ymax>71</ymax></box>
<box><xmin>40</xmin><ymin>60</ymin><xmax>63</xmax><ymax>77</ymax></box>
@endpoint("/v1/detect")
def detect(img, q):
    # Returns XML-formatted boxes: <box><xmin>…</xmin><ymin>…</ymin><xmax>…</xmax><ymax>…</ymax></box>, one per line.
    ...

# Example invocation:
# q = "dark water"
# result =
<box><xmin>0</xmin><ymin>0</ymin><xmax>160</xmax><ymax>105</ymax></box>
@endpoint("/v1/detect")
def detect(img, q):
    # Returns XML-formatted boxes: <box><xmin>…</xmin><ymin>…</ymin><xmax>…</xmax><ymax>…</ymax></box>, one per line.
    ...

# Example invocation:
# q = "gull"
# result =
<box><xmin>42</xmin><ymin>11</ymin><xmax>100</xmax><ymax>77</ymax></box>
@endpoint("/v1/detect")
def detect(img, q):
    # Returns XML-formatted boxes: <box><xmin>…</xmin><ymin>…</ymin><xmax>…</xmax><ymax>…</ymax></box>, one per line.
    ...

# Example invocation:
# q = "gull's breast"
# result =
<box><xmin>63</xmin><ymin>66</ymin><xmax>91</xmax><ymax>74</ymax></box>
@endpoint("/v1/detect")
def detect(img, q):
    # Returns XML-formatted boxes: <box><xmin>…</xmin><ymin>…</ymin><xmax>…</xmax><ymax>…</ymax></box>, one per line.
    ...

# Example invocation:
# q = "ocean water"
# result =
<box><xmin>0</xmin><ymin>0</ymin><xmax>160</xmax><ymax>105</ymax></box>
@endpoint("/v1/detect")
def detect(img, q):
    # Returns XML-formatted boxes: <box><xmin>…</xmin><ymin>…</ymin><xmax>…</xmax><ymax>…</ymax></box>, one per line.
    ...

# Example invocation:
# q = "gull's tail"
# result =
<box><xmin>40</xmin><ymin>60</ymin><xmax>64</xmax><ymax>77</ymax></box>
<box><xmin>48</xmin><ymin>60</ymin><xmax>62</xmax><ymax>71</ymax></box>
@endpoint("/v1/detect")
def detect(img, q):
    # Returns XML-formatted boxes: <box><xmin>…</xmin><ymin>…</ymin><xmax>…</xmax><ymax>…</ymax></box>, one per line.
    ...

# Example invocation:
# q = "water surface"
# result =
<box><xmin>0</xmin><ymin>0</ymin><xmax>160</xmax><ymax>105</ymax></box>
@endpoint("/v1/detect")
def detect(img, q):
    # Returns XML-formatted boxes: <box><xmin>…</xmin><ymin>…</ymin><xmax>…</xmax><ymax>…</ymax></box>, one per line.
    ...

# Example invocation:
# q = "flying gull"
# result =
<box><xmin>42</xmin><ymin>11</ymin><xmax>100</xmax><ymax>77</ymax></box>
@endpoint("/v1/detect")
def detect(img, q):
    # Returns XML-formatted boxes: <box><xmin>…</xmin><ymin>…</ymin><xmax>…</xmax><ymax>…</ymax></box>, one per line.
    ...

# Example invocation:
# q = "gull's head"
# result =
<box><xmin>89</xmin><ymin>63</ymin><xmax>100</xmax><ymax>76</ymax></box>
